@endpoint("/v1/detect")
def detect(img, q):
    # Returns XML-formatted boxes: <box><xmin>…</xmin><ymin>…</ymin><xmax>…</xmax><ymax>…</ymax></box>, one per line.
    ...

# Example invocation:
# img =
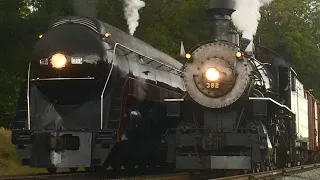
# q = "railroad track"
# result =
<box><xmin>121</xmin><ymin>163</ymin><xmax>320</xmax><ymax>180</ymax></box>
<box><xmin>0</xmin><ymin>172</ymin><xmax>86</xmax><ymax>180</ymax></box>
<box><xmin>212</xmin><ymin>163</ymin><xmax>320</xmax><ymax>180</ymax></box>
<box><xmin>0</xmin><ymin>170</ymin><xmax>180</xmax><ymax>180</ymax></box>
<box><xmin>1</xmin><ymin>163</ymin><xmax>320</xmax><ymax>180</ymax></box>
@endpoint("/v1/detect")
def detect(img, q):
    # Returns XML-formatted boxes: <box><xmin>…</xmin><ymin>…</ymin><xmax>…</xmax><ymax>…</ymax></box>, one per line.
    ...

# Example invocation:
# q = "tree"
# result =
<box><xmin>95</xmin><ymin>0</ymin><xmax>211</xmax><ymax>58</ymax></box>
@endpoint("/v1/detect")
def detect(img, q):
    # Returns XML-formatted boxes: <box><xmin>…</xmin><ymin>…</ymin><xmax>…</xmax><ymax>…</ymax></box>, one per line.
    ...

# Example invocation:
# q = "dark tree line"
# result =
<box><xmin>0</xmin><ymin>0</ymin><xmax>319</xmax><ymax>127</ymax></box>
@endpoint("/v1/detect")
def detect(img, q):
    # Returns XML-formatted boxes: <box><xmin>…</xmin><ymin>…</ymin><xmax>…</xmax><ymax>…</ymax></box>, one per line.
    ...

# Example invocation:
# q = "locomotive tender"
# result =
<box><xmin>10</xmin><ymin>0</ymin><xmax>320</xmax><ymax>174</ymax></box>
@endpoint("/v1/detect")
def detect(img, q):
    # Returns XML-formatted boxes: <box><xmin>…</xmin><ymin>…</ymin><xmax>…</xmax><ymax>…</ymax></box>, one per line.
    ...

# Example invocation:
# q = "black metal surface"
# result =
<box><xmin>255</xmin><ymin>45</ymin><xmax>292</xmax><ymax>104</ymax></box>
<box><xmin>205</xmin><ymin>0</ymin><xmax>237</xmax><ymax>41</ymax></box>
<box><xmin>28</xmin><ymin>83</ymin><xmax>110</xmax><ymax>130</ymax></box>
<box><xmin>49</xmin><ymin>16</ymin><xmax>99</xmax><ymax>33</ymax></box>
<box><xmin>99</xmin><ymin>20</ymin><xmax>183</xmax><ymax>70</ymax></box>
<box><xmin>212</xmin><ymin>16</ymin><xmax>231</xmax><ymax>41</ymax></box>
<box><xmin>206</xmin><ymin>0</ymin><xmax>237</xmax><ymax>17</ymax></box>
<box><xmin>34</xmin><ymin>23</ymin><xmax>104</xmax><ymax>59</ymax></box>
<box><xmin>31</xmin><ymin>132</ymin><xmax>52</xmax><ymax>166</ymax></box>
<box><xmin>240</xmin><ymin>38</ymin><xmax>251</xmax><ymax>51</ymax></box>
<box><xmin>229</xmin><ymin>30</ymin><xmax>240</xmax><ymax>45</ymax></box>
<box><xmin>209</xmin><ymin>0</ymin><xmax>237</xmax><ymax>12</ymax></box>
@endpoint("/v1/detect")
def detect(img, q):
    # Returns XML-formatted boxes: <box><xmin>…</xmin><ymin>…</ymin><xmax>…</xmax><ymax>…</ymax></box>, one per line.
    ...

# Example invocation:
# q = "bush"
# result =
<box><xmin>0</xmin><ymin>70</ymin><xmax>23</xmax><ymax>127</ymax></box>
<box><xmin>0</xmin><ymin>128</ymin><xmax>44</xmax><ymax>175</ymax></box>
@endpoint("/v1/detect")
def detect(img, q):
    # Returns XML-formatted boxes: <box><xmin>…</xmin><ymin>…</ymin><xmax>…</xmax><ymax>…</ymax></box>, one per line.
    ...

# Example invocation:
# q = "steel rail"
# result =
<box><xmin>211</xmin><ymin>163</ymin><xmax>320</xmax><ymax>180</ymax></box>
<box><xmin>139</xmin><ymin>163</ymin><xmax>320</xmax><ymax>180</ymax></box>
<box><xmin>0</xmin><ymin>172</ymin><xmax>88</xmax><ymax>180</ymax></box>
<box><xmin>1</xmin><ymin>163</ymin><xmax>320</xmax><ymax>180</ymax></box>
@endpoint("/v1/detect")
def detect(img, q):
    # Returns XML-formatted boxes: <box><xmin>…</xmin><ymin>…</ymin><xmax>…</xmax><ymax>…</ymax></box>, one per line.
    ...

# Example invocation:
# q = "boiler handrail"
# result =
<box><xmin>27</xmin><ymin>63</ymin><xmax>31</xmax><ymax>130</ymax></box>
<box><xmin>100</xmin><ymin>43</ymin><xmax>119</xmax><ymax>129</ymax></box>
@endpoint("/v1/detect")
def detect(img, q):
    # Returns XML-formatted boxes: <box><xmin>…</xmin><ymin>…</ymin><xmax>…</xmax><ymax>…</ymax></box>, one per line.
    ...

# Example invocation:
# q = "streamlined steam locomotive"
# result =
<box><xmin>11</xmin><ymin>16</ymin><xmax>186</xmax><ymax>173</ymax></box>
<box><xmin>11</xmin><ymin>0</ymin><xmax>319</xmax><ymax>174</ymax></box>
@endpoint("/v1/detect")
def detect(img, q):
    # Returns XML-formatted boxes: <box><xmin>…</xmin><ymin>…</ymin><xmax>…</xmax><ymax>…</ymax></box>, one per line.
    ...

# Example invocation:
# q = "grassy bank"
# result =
<box><xmin>0</xmin><ymin>128</ymin><xmax>45</xmax><ymax>175</ymax></box>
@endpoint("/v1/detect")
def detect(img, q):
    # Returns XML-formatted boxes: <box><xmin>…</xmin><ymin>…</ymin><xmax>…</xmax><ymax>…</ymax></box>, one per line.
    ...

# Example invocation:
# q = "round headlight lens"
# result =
<box><xmin>205</xmin><ymin>68</ymin><xmax>220</xmax><ymax>81</ymax></box>
<box><xmin>51</xmin><ymin>53</ymin><xmax>67</xmax><ymax>69</ymax></box>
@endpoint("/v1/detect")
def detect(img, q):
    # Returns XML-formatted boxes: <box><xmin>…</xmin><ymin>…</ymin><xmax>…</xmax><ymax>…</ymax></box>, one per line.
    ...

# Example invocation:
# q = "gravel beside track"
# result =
<box><xmin>212</xmin><ymin>164</ymin><xmax>320</xmax><ymax>180</ymax></box>
<box><xmin>275</xmin><ymin>168</ymin><xmax>320</xmax><ymax>180</ymax></box>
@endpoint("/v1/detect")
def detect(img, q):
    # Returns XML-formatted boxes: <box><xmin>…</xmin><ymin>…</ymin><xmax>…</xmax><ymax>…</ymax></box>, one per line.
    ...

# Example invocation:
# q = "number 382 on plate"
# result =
<box><xmin>206</xmin><ymin>82</ymin><xmax>220</xmax><ymax>89</ymax></box>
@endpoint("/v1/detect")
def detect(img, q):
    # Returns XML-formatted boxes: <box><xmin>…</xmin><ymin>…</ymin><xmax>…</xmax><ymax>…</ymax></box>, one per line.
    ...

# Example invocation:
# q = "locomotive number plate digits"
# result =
<box><xmin>206</xmin><ymin>82</ymin><xmax>220</xmax><ymax>89</ymax></box>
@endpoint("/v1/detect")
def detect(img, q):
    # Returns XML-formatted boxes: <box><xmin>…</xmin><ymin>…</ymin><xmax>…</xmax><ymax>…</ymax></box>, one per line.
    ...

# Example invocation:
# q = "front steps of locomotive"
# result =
<box><xmin>11</xmin><ymin>129</ymin><xmax>117</xmax><ymax>173</ymax></box>
<box><xmin>11</xmin><ymin>129</ymin><xmax>175</xmax><ymax>173</ymax></box>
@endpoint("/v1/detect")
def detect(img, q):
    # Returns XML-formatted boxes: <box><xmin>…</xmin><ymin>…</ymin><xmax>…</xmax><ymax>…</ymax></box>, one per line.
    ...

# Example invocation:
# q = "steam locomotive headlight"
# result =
<box><xmin>51</xmin><ymin>53</ymin><xmax>67</xmax><ymax>69</ymax></box>
<box><xmin>205</xmin><ymin>68</ymin><xmax>220</xmax><ymax>81</ymax></box>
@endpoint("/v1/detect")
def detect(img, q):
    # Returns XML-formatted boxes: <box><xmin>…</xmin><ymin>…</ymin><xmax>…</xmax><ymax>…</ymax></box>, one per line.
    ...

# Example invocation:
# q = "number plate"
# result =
<box><xmin>206</xmin><ymin>82</ymin><xmax>220</xmax><ymax>89</ymax></box>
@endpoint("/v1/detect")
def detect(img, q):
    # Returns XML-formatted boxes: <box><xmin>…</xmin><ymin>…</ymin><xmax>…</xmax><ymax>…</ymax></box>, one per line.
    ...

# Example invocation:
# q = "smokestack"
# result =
<box><xmin>205</xmin><ymin>0</ymin><xmax>237</xmax><ymax>42</ymax></box>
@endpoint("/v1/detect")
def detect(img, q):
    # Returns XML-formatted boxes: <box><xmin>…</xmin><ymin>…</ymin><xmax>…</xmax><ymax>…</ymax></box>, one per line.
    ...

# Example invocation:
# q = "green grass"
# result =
<box><xmin>0</xmin><ymin>128</ymin><xmax>45</xmax><ymax>175</ymax></box>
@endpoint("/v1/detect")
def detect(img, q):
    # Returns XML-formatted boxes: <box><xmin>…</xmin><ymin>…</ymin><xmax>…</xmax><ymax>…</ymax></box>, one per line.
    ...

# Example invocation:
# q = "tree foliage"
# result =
<box><xmin>0</xmin><ymin>0</ymin><xmax>320</xmax><ymax>126</ymax></box>
<box><xmin>0</xmin><ymin>70</ymin><xmax>22</xmax><ymax>127</ymax></box>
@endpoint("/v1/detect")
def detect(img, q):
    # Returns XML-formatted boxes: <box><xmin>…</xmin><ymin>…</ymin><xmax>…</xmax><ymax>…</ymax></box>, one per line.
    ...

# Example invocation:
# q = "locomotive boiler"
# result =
<box><xmin>164</xmin><ymin>0</ymin><xmax>303</xmax><ymax>173</ymax></box>
<box><xmin>11</xmin><ymin>16</ymin><xmax>186</xmax><ymax>173</ymax></box>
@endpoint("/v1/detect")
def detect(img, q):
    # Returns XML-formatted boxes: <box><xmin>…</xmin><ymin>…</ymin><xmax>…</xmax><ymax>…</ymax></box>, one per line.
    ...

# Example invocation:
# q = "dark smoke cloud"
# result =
<box><xmin>73</xmin><ymin>0</ymin><xmax>97</xmax><ymax>18</ymax></box>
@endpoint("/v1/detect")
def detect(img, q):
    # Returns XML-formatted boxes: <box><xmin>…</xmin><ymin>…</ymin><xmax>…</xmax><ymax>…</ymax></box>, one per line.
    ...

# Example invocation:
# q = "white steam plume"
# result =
<box><xmin>123</xmin><ymin>0</ymin><xmax>146</xmax><ymax>35</ymax></box>
<box><xmin>231</xmin><ymin>0</ymin><xmax>274</xmax><ymax>40</ymax></box>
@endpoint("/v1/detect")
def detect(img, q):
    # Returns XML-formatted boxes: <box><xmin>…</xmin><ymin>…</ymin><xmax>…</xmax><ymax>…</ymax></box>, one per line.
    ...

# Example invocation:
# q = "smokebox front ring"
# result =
<box><xmin>183</xmin><ymin>42</ymin><xmax>253</xmax><ymax>108</ymax></box>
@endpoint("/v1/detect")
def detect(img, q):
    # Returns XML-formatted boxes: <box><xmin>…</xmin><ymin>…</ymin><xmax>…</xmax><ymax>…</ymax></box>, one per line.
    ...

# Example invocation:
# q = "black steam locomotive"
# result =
<box><xmin>11</xmin><ymin>0</ymin><xmax>311</xmax><ymax>174</ymax></box>
<box><xmin>165</xmin><ymin>0</ymin><xmax>299</xmax><ymax>172</ymax></box>
<box><xmin>11</xmin><ymin>16</ymin><xmax>185</xmax><ymax>173</ymax></box>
